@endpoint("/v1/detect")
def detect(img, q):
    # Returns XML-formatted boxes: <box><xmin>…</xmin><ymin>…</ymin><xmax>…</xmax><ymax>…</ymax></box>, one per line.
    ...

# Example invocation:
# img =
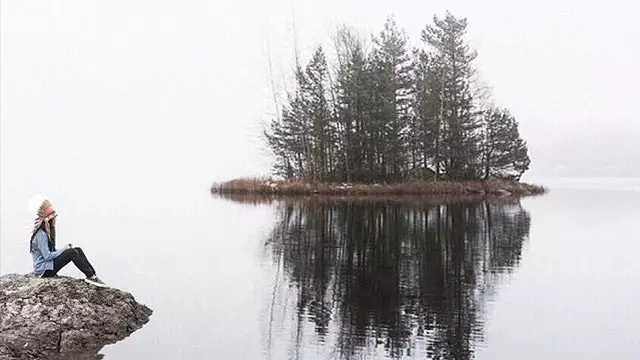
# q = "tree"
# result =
<box><xmin>411</xmin><ymin>48</ymin><xmax>442</xmax><ymax>180</ymax></box>
<box><xmin>264</xmin><ymin>13</ymin><xmax>532</xmax><ymax>183</ymax></box>
<box><xmin>301</xmin><ymin>47</ymin><xmax>333</xmax><ymax>181</ymax></box>
<box><xmin>481</xmin><ymin>107</ymin><xmax>531</xmax><ymax>180</ymax></box>
<box><xmin>369</xmin><ymin>17</ymin><xmax>414</xmax><ymax>182</ymax></box>
<box><xmin>332</xmin><ymin>26</ymin><xmax>370</xmax><ymax>182</ymax></box>
<box><xmin>421</xmin><ymin>12</ymin><xmax>481</xmax><ymax>180</ymax></box>
<box><xmin>265</xmin><ymin>46</ymin><xmax>334</xmax><ymax>182</ymax></box>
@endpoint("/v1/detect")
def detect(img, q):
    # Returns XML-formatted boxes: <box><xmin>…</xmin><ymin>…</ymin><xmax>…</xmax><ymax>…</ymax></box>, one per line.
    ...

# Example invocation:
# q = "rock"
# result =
<box><xmin>0</xmin><ymin>274</ymin><xmax>152</xmax><ymax>360</ymax></box>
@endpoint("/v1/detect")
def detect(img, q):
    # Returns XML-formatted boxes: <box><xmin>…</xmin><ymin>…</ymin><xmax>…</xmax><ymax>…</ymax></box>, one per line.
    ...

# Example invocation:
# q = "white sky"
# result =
<box><xmin>2</xmin><ymin>2</ymin><xmax>639</xmax><ymax>354</ymax></box>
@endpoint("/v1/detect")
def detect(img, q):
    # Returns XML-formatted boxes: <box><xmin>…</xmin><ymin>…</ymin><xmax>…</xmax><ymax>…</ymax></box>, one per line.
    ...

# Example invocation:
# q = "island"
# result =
<box><xmin>214</xmin><ymin>13</ymin><xmax>545</xmax><ymax>199</ymax></box>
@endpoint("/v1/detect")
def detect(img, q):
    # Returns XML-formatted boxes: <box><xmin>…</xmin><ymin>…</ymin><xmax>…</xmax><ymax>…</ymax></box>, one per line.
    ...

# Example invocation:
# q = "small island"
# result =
<box><xmin>214</xmin><ymin>13</ymin><xmax>544</xmax><ymax>199</ymax></box>
<box><xmin>212</xmin><ymin>178</ymin><xmax>544</xmax><ymax>197</ymax></box>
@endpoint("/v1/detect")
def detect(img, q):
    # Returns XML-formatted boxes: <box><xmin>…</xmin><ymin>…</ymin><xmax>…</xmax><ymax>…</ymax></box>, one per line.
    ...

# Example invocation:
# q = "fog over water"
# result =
<box><xmin>2</xmin><ymin>1</ymin><xmax>639</xmax><ymax>359</ymax></box>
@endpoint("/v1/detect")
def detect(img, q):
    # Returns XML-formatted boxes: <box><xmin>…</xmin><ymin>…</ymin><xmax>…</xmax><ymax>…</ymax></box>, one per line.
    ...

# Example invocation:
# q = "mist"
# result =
<box><xmin>2</xmin><ymin>0</ymin><xmax>639</xmax><ymax>259</ymax></box>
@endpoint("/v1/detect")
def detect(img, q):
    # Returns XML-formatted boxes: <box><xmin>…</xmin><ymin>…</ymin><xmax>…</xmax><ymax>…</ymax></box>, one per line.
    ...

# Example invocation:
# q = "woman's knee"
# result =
<box><xmin>63</xmin><ymin>248</ymin><xmax>80</xmax><ymax>258</ymax></box>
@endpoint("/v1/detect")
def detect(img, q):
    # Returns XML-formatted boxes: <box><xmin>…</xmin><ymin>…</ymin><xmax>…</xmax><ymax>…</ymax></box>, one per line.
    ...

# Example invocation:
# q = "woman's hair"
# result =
<box><xmin>48</xmin><ymin>219</ymin><xmax>56</xmax><ymax>250</ymax></box>
<box><xmin>30</xmin><ymin>219</ymin><xmax>56</xmax><ymax>253</ymax></box>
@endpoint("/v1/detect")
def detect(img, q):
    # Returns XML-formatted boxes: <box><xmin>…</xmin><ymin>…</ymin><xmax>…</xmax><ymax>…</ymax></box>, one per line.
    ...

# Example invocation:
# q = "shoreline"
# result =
<box><xmin>213</xmin><ymin>192</ymin><xmax>536</xmax><ymax>206</ymax></box>
<box><xmin>211</xmin><ymin>178</ymin><xmax>546</xmax><ymax>198</ymax></box>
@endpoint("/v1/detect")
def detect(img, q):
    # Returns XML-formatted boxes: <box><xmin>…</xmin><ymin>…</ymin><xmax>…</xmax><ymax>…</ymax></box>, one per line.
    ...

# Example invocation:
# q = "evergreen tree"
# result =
<box><xmin>421</xmin><ymin>12</ymin><xmax>481</xmax><ymax>180</ymax></box>
<box><xmin>333</xmin><ymin>27</ymin><xmax>370</xmax><ymax>182</ymax></box>
<box><xmin>481</xmin><ymin>107</ymin><xmax>531</xmax><ymax>180</ymax></box>
<box><xmin>411</xmin><ymin>48</ymin><xmax>442</xmax><ymax>179</ymax></box>
<box><xmin>265</xmin><ymin>13</ymin><xmax>532</xmax><ymax>183</ymax></box>
<box><xmin>265</xmin><ymin>47</ymin><xmax>334</xmax><ymax>182</ymax></box>
<box><xmin>369</xmin><ymin>17</ymin><xmax>413</xmax><ymax>182</ymax></box>
<box><xmin>301</xmin><ymin>47</ymin><xmax>333</xmax><ymax>182</ymax></box>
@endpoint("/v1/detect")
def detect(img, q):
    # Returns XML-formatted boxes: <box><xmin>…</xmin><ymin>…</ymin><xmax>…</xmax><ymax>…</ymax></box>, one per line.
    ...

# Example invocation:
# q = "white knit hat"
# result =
<box><xmin>28</xmin><ymin>194</ymin><xmax>47</xmax><ymax>217</ymax></box>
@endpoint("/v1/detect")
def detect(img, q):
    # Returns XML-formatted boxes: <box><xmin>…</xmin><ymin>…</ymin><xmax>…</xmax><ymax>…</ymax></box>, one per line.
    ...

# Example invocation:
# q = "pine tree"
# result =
<box><xmin>369</xmin><ymin>17</ymin><xmax>414</xmax><ymax>182</ymax></box>
<box><xmin>481</xmin><ymin>107</ymin><xmax>531</xmax><ymax>180</ymax></box>
<box><xmin>265</xmin><ymin>47</ymin><xmax>335</xmax><ymax>182</ymax></box>
<box><xmin>333</xmin><ymin>27</ymin><xmax>370</xmax><ymax>182</ymax></box>
<box><xmin>421</xmin><ymin>12</ymin><xmax>481</xmax><ymax>180</ymax></box>
<box><xmin>264</xmin><ymin>118</ymin><xmax>293</xmax><ymax>178</ymax></box>
<box><xmin>411</xmin><ymin>48</ymin><xmax>442</xmax><ymax>179</ymax></box>
<box><xmin>265</xmin><ymin>13</ymin><xmax>532</xmax><ymax>183</ymax></box>
<box><xmin>301</xmin><ymin>47</ymin><xmax>333</xmax><ymax>182</ymax></box>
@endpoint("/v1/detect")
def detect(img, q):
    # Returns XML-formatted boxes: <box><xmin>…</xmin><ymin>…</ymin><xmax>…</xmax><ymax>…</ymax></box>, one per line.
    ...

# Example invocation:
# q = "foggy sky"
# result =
<box><xmin>1</xmin><ymin>0</ymin><xmax>639</xmax><ymax>244</ymax></box>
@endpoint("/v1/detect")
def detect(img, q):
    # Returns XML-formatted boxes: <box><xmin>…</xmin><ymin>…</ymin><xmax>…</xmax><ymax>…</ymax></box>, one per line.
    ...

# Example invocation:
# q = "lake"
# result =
<box><xmin>1</xmin><ymin>178</ymin><xmax>640</xmax><ymax>359</ymax></box>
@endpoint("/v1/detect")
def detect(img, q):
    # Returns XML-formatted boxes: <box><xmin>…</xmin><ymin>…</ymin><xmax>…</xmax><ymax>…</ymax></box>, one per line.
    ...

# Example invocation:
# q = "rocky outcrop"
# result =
<box><xmin>0</xmin><ymin>274</ymin><xmax>152</xmax><ymax>360</ymax></box>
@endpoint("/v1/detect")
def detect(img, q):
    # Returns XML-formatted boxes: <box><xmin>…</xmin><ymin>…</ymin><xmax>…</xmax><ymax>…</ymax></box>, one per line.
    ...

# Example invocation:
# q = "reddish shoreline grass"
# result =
<box><xmin>211</xmin><ymin>178</ymin><xmax>546</xmax><ymax>197</ymax></box>
<box><xmin>214</xmin><ymin>192</ymin><xmax>532</xmax><ymax>206</ymax></box>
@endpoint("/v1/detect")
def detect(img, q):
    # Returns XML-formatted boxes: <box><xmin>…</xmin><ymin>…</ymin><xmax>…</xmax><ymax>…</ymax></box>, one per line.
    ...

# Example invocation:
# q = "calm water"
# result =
<box><xmin>2</xmin><ymin>180</ymin><xmax>640</xmax><ymax>359</ymax></box>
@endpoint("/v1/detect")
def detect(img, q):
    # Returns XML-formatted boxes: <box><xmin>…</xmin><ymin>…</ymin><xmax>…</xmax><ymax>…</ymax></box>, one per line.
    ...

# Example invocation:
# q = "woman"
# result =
<box><xmin>29</xmin><ymin>195</ymin><xmax>107</xmax><ymax>287</ymax></box>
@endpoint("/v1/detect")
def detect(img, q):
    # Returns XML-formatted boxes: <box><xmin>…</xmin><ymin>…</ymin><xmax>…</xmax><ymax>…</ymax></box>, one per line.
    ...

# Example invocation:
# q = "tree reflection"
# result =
<box><xmin>263</xmin><ymin>199</ymin><xmax>531</xmax><ymax>359</ymax></box>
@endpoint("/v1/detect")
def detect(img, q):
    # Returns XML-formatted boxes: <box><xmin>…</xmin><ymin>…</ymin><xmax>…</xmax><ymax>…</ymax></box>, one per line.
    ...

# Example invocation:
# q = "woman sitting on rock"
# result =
<box><xmin>29</xmin><ymin>195</ymin><xmax>107</xmax><ymax>287</ymax></box>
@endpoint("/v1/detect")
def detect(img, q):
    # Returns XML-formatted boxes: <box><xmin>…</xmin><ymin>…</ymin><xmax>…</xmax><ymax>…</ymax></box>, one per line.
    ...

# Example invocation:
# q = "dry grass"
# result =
<box><xmin>213</xmin><ymin>192</ymin><xmax>530</xmax><ymax>206</ymax></box>
<box><xmin>211</xmin><ymin>177</ymin><xmax>546</xmax><ymax>198</ymax></box>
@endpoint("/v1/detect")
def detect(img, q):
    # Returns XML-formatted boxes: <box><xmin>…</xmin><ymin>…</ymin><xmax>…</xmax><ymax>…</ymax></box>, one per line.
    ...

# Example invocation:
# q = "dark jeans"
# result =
<box><xmin>41</xmin><ymin>247</ymin><xmax>96</xmax><ymax>278</ymax></box>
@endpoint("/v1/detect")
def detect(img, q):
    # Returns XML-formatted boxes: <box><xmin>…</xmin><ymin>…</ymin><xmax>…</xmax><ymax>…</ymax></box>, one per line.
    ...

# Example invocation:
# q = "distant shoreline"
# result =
<box><xmin>211</xmin><ymin>178</ymin><xmax>546</xmax><ymax>198</ymax></box>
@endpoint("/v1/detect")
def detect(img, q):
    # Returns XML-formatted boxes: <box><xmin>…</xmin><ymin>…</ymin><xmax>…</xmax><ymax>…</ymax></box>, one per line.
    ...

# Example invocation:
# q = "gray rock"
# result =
<box><xmin>0</xmin><ymin>274</ymin><xmax>152</xmax><ymax>360</ymax></box>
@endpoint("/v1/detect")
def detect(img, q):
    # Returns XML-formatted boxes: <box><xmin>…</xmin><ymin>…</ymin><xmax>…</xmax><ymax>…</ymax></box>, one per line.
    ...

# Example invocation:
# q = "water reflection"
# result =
<box><xmin>258</xmin><ymin>197</ymin><xmax>531</xmax><ymax>359</ymax></box>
